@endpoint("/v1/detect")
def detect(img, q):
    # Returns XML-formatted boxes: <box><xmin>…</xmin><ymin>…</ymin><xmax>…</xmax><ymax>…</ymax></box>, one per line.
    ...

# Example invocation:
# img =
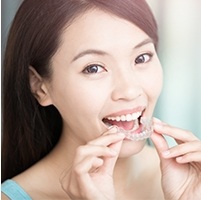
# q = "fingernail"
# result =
<box><xmin>153</xmin><ymin>117</ymin><xmax>162</xmax><ymax>123</ymax></box>
<box><xmin>108</xmin><ymin>126</ymin><xmax>118</xmax><ymax>133</ymax></box>
<box><xmin>162</xmin><ymin>150</ymin><xmax>170</xmax><ymax>157</ymax></box>
<box><xmin>176</xmin><ymin>156</ymin><xmax>183</xmax><ymax>162</ymax></box>
<box><xmin>153</xmin><ymin>123</ymin><xmax>163</xmax><ymax>130</ymax></box>
<box><xmin>117</xmin><ymin>132</ymin><xmax>126</xmax><ymax>138</ymax></box>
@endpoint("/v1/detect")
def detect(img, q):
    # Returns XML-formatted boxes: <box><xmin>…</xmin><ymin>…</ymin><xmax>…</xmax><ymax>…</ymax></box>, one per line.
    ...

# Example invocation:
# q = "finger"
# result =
<box><xmin>74</xmin><ymin>144</ymin><xmax>118</xmax><ymax>163</ymax></box>
<box><xmin>176</xmin><ymin>152</ymin><xmax>201</xmax><ymax>163</ymax></box>
<box><xmin>74</xmin><ymin>131</ymin><xmax>125</xmax><ymax>163</ymax></box>
<box><xmin>153</xmin><ymin>121</ymin><xmax>198</xmax><ymax>142</ymax></box>
<box><xmin>100</xmin><ymin>139</ymin><xmax>124</xmax><ymax>176</ymax></box>
<box><xmin>162</xmin><ymin>140</ymin><xmax>201</xmax><ymax>159</ymax></box>
<box><xmin>153</xmin><ymin>117</ymin><xmax>167</xmax><ymax>125</ymax></box>
<box><xmin>74</xmin><ymin>156</ymin><xmax>104</xmax><ymax>175</ymax></box>
<box><xmin>102</xmin><ymin>126</ymin><xmax>119</xmax><ymax>136</ymax></box>
<box><xmin>150</xmin><ymin>131</ymin><xmax>182</xmax><ymax>170</ymax></box>
<box><xmin>151</xmin><ymin>131</ymin><xmax>169</xmax><ymax>155</ymax></box>
<box><xmin>63</xmin><ymin>156</ymin><xmax>103</xmax><ymax>198</ymax></box>
<box><xmin>88</xmin><ymin>127</ymin><xmax>125</xmax><ymax>146</ymax></box>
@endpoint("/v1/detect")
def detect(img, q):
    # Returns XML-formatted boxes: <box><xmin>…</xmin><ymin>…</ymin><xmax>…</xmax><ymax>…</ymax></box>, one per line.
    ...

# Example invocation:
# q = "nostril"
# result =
<box><xmin>111</xmin><ymin>81</ymin><xmax>143</xmax><ymax>102</ymax></box>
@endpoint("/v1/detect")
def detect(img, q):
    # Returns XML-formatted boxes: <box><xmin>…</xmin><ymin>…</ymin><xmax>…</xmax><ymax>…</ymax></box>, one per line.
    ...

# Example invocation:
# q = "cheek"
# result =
<box><xmin>51</xmin><ymin>79</ymin><xmax>110</xmax><ymax>141</ymax></box>
<box><xmin>50</xmin><ymin>77</ymin><xmax>109</xmax><ymax>123</ymax></box>
<box><xmin>71</xmin><ymin>81</ymin><xmax>108</xmax><ymax>113</ymax></box>
<box><xmin>143</xmin><ymin>64</ymin><xmax>163</xmax><ymax>100</ymax></box>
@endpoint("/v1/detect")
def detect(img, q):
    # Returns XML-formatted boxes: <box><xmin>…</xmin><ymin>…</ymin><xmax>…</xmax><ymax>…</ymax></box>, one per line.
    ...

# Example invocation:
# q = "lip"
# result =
<box><xmin>101</xmin><ymin>106</ymin><xmax>153</xmax><ymax>141</ymax></box>
<box><xmin>103</xmin><ymin>106</ymin><xmax>146</xmax><ymax>119</ymax></box>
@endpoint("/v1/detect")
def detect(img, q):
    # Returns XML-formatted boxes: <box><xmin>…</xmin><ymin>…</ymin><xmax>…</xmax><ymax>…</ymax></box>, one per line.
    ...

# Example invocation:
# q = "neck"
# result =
<box><xmin>114</xmin><ymin>153</ymin><xmax>146</xmax><ymax>187</ymax></box>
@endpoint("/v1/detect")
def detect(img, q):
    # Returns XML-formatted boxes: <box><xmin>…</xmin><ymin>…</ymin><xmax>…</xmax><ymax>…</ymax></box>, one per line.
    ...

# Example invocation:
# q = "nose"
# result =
<box><xmin>111</xmin><ymin>69</ymin><xmax>143</xmax><ymax>101</ymax></box>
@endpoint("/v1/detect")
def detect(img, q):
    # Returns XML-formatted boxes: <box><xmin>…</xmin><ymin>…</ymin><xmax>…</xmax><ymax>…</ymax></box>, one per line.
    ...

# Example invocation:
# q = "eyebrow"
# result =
<box><xmin>71</xmin><ymin>49</ymin><xmax>108</xmax><ymax>63</ymax></box>
<box><xmin>71</xmin><ymin>38</ymin><xmax>153</xmax><ymax>62</ymax></box>
<box><xmin>134</xmin><ymin>38</ymin><xmax>153</xmax><ymax>49</ymax></box>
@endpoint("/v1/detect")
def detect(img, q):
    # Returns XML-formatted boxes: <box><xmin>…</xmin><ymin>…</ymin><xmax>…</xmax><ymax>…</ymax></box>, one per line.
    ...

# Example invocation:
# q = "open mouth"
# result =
<box><xmin>102</xmin><ymin>110</ymin><xmax>153</xmax><ymax>141</ymax></box>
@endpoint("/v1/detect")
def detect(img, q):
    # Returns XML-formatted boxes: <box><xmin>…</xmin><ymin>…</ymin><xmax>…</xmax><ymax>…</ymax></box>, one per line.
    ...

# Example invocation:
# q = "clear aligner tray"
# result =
<box><xmin>117</xmin><ymin>117</ymin><xmax>153</xmax><ymax>141</ymax></box>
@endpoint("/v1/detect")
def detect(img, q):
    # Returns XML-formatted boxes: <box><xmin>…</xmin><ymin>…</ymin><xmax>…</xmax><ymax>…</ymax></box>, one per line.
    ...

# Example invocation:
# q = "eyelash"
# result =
<box><xmin>135</xmin><ymin>53</ymin><xmax>153</xmax><ymax>65</ymax></box>
<box><xmin>82</xmin><ymin>64</ymin><xmax>107</xmax><ymax>74</ymax></box>
<box><xmin>82</xmin><ymin>52</ymin><xmax>153</xmax><ymax>74</ymax></box>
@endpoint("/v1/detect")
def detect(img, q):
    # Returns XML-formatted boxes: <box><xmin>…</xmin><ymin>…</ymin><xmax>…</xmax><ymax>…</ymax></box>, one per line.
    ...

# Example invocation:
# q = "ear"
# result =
<box><xmin>29</xmin><ymin>66</ymin><xmax>53</xmax><ymax>106</ymax></box>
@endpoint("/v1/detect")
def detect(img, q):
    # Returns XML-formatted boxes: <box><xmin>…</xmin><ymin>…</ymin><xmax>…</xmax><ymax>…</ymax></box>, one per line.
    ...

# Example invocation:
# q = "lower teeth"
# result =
<box><xmin>115</xmin><ymin>117</ymin><xmax>153</xmax><ymax>141</ymax></box>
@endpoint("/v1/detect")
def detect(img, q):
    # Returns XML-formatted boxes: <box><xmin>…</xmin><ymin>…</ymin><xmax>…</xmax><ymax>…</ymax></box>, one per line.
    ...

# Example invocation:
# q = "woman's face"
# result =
<box><xmin>46</xmin><ymin>9</ymin><xmax>163</xmax><ymax>156</ymax></box>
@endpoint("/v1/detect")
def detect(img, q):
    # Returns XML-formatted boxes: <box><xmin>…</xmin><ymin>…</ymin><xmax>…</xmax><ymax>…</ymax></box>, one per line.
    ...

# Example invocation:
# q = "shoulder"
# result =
<box><xmin>1</xmin><ymin>192</ymin><xmax>9</xmax><ymax>200</ymax></box>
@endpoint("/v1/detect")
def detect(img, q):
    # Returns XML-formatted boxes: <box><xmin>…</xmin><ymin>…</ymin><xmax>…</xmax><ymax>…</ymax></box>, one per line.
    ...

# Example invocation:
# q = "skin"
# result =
<box><xmin>44</xmin><ymin>9</ymin><xmax>163</xmax><ymax>157</ymax></box>
<box><xmin>2</xmin><ymin>9</ymin><xmax>201</xmax><ymax>200</ymax></box>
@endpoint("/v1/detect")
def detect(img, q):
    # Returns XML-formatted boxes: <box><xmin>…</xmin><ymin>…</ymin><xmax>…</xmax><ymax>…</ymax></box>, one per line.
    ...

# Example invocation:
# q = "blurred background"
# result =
<box><xmin>2</xmin><ymin>0</ymin><xmax>201</xmax><ymax>145</ymax></box>
<box><xmin>148</xmin><ymin>0</ymin><xmax>201</xmax><ymax>145</ymax></box>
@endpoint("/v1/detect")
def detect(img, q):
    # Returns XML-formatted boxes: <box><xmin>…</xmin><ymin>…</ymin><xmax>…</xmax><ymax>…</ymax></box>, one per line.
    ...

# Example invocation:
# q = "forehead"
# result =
<box><xmin>56</xmin><ymin>9</ymin><xmax>149</xmax><ymax>58</ymax></box>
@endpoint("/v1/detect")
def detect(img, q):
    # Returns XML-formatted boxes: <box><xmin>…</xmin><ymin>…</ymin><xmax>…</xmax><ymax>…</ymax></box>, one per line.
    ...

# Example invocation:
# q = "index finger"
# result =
<box><xmin>153</xmin><ymin>122</ymin><xmax>198</xmax><ymax>142</ymax></box>
<box><xmin>88</xmin><ymin>126</ymin><xmax>125</xmax><ymax>146</ymax></box>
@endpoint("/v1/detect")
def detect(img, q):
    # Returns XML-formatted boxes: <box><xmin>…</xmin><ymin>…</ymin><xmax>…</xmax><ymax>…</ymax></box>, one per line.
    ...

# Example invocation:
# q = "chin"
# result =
<box><xmin>118</xmin><ymin>139</ymin><xmax>147</xmax><ymax>158</ymax></box>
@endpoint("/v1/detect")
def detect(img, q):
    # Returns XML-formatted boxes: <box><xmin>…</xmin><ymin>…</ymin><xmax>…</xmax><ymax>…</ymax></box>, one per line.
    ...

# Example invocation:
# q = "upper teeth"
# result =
<box><xmin>106</xmin><ymin>112</ymin><xmax>141</xmax><ymax>122</ymax></box>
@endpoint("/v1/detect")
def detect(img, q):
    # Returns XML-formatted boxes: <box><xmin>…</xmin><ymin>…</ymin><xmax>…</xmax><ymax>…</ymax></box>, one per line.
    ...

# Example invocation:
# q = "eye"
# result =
<box><xmin>135</xmin><ymin>53</ymin><xmax>153</xmax><ymax>64</ymax></box>
<box><xmin>82</xmin><ymin>64</ymin><xmax>107</xmax><ymax>74</ymax></box>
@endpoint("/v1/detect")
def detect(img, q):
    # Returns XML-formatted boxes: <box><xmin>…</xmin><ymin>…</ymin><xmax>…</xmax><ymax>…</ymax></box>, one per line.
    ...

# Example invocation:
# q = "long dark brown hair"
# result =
<box><xmin>2</xmin><ymin>0</ymin><xmax>158</xmax><ymax>182</ymax></box>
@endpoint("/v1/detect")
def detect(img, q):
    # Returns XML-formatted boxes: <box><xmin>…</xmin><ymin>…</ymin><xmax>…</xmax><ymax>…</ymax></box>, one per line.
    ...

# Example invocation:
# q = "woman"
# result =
<box><xmin>2</xmin><ymin>0</ymin><xmax>201</xmax><ymax>199</ymax></box>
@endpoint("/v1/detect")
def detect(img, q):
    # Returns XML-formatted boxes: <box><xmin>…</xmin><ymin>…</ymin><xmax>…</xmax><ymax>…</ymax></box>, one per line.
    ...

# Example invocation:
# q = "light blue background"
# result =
<box><xmin>148</xmin><ymin>0</ymin><xmax>201</xmax><ymax>145</ymax></box>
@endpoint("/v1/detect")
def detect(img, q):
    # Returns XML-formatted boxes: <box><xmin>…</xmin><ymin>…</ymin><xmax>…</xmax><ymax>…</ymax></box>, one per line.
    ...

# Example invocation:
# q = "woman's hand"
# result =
<box><xmin>151</xmin><ymin>118</ymin><xmax>201</xmax><ymax>200</ymax></box>
<box><xmin>60</xmin><ymin>127</ymin><xmax>125</xmax><ymax>200</ymax></box>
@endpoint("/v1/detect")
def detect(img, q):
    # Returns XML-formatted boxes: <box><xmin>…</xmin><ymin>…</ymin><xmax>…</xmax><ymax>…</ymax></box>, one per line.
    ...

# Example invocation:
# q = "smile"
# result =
<box><xmin>102</xmin><ymin>108</ymin><xmax>153</xmax><ymax>141</ymax></box>
<box><xmin>105</xmin><ymin>111</ymin><xmax>141</xmax><ymax>122</ymax></box>
<box><xmin>103</xmin><ymin>110</ymin><xmax>142</xmax><ymax>131</ymax></box>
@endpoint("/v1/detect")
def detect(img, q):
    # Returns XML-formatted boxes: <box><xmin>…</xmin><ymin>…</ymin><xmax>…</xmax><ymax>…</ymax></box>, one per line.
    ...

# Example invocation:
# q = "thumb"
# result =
<box><xmin>151</xmin><ymin>131</ymin><xmax>169</xmax><ymax>157</ymax></box>
<box><xmin>100</xmin><ymin>137</ymin><xmax>124</xmax><ymax>176</ymax></box>
<box><xmin>151</xmin><ymin>131</ymin><xmax>172</xmax><ymax>169</ymax></box>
